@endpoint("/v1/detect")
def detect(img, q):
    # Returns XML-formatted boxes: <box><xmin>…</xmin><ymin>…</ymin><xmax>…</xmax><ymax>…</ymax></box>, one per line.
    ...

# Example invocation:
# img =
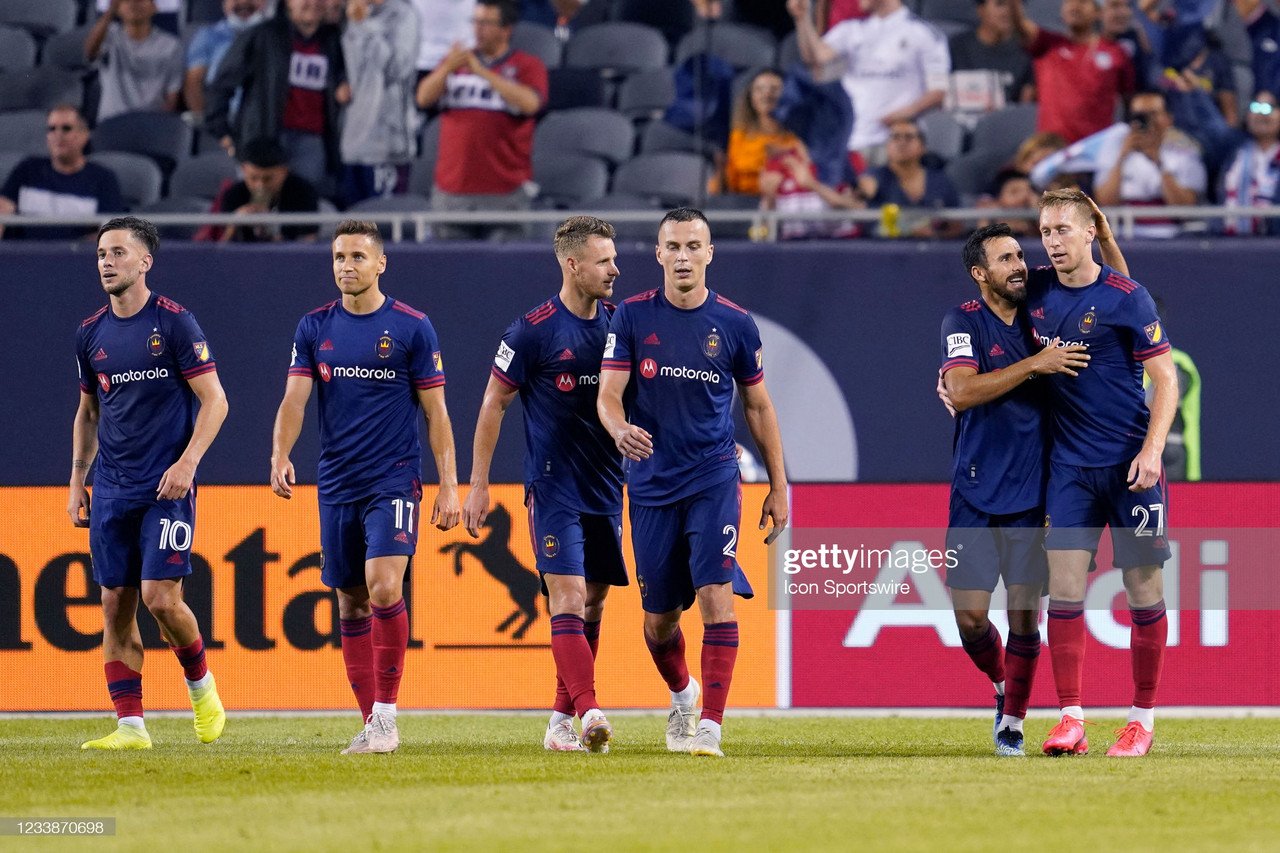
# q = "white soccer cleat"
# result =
<box><xmin>665</xmin><ymin>677</ymin><xmax>700</xmax><ymax>752</ymax></box>
<box><xmin>339</xmin><ymin>723</ymin><xmax>371</xmax><ymax>755</ymax></box>
<box><xmin>689</xmin><ymin>726</ymin><xmax>724</xmax><ymax>758</ymax></box>
<box><xmin>342</xmin><ymin>712</ymin><xmax>399</xmax><ymax>754</ymax></box>
<box><xmin>543</xmin><ymin>719</ymin><xmax>586</xmax><ymax>752</ymax></box>
<box><xmin>580</xmin><ymin>709</ymin><xmax>613</xmax><ymax>754</ymax></box>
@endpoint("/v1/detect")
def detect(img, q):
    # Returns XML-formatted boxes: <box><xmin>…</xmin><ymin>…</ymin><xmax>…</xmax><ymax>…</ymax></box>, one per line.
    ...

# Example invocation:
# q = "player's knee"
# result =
<box><xmin>547</xmin><ymin>589</ymin><xmax>585</xmax><ymax>617</ymax></box>
<box><xmin>644</xmin><ymin>612</ymin><xmax>681</xmax><ymax>643</ymax></box>
<box><xmin>955</xmin><ymin>610</ymin><xmax>989</xmax><ymax>640</ymax></box>
<box><xmin>366</xmin><ymin>578</ymin><xmax>402</xmax><ymax>607</ymax></box>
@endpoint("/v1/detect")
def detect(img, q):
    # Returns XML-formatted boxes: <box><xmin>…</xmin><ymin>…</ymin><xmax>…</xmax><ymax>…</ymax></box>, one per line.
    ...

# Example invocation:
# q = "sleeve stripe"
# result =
<box><xmin>287</xmin><ymin>367</ymin><xmax>313</xmax><ymax>377</ymax></box>
<box><xmin>1134</xmin><ymin>343</ymin><xmax>1171</xmax><ymax>362</ymax></box>
<box><xmin>490</xmin><ymin>366</ymin><xmax>520</xmax><ymax>389</ymax></box>
<box><xmin>737</xmin><ymin>371</ymin><xmax>764</xmax><ymax>386</ymax></box>
<box><xmin>78</xmin><ymin>381</ymin><xmax>91</xmax><ymax>393</ymax></box>
<box><xmin>942</xmin><ymin>357</ymin><xmax>979</xmax><ymax>374</ymax></box>
<box><xmin>601</xmin><ymin>359</ymin><xmax>630</xmax><ymax>370</ymax></box>
<box><xmin>182</xmin><ymin>363</ymin><xmax>217</xmax><ymax>379</ymax></box>
<box><xmin>414</xmin><ymin>376</ymin><xmax>446</xmax><ymax>389</ymax></box>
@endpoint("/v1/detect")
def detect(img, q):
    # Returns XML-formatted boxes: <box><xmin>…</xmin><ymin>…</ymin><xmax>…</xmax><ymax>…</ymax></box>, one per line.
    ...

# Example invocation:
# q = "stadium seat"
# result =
<box><xmin>640</xmin><ymin>119</ymin><xmax>721</xmax><ymax>157</ymax></box>
<box><xmin>612</xmin><ymin>151</ymin><xmax>710</xmax><ymax>206</ymax></box>
<box><xmin>188</xmin><ymin>0</ymin><xmax>226</xmax><ymax>26</ymax></box>
<box><xmin>703</xmin><ymin>191</ymin><xmax>760</xmax><ymax>239</ymax></box>
<box><xmin>917</xmin><ymin>109</ymin><xmax>966</xmax><ymax>161</ymax></box>
<box><xmin>89</xmin><ymin>151</ymin><xmax>163</xmax><ymax>208</ymax></box>
<box><xmin>777</xmin><ymin>30</ymin><xmax>801</xmax><ymax>70</ymax></box>
<box><xmin>944</xmin><ymin>147</ymin><xmax>1007</xmax><ymax>201</ymax></box>
<box><xmin>408</xmin><ymin>115</ymin><xmax>441</xmax><ymax>197</ymax></box>
<box><xmin>0</xmin><ymin>0</ymin><xmax>77</xmax><ymax>39</ymax></box>
<box><xmin>42</xmin><ymin>25</ymin><xmax>94</xmax><ymax>71</ymax></box>
<box><xmin>544</xmin><ymin>66</ymin><xmax>609</xmax><ymax>111</ymax></box>
<box><xmin>0</xmin><ymin>26</ymin><xmax>39</xmax><ymax>73</ymax></box>
<box><xmin>92</xmin><ymin>110</ymin><xmax>193</xmax><ymax>174</ymax></box>
<box><xmin>512</xmin><ymin>21</ymin><xmax>562</xmax><ymax>70</ymax></box>
<box><xmin>534</xmin><ymin>152</ymin><xmax>609</xmax><ymax>206</ymax></box>
<box><xmin>0</xmin><ymin>68</ymin><xmax>82</xmax><ymax>113</ymax></box>
<box><xmin>616</xmin><ymin>67</ymin><xmax>675</xmax><ymax>121</ymax></box>
<box><xmin>969</xmin><ymin>103</ymin><xmax>1037</xmax><ymax>165</ymax></box>
<box><xmin>0</xmin><ymin>108</ymin><xmax>52</xmax><ymax>155</ymax></box>
<box><xmin>1023</xmin><ymin>0</ymin><xmax>1061</xmax><ymax>32</ymax></box>
<box><xmin>564</xmin><ymin>22</ymin><xmax>669</xmax><ymax>78</ymax></box>
<box><xmin>0</xmin><ymin>149</ymin><xmax>26</xmax><ymax>185</ymax></box>
<box><xmin>534</xmin><ymin>107</ymin><xmax>634</xmax><ymax>167</ymax></box>
<box><xmin>1233</xmin><ymin>63</ymin><xmax>1254</xmax><ymax>117</ymax></box>
<box><xmin>137</xmin><ymin>195</ymin><xmax>210</xmax><ymax>240</ymax></box>
<box><xmin>581</xmin><ymin>190</ymin><xmax>661</xmax><ymax>240</ymax></box>
<box><xmin>674</xmin><ymin>22</ymin><xmax>776</xmax><ymax>70</ymax></box>
<box><xmin>346</xmin><ymin>194</ymin><xmax>432</xmax><ymax>240</ymax></box>
<box><xmin>168</xmin><ymin>151</ymin><xmax>240</xmax><ymax>201</ymax></box>
<box><xmin>919</xmin><ymin>0</ymin><xmax>978</xmax><ymax>26</ymax></box>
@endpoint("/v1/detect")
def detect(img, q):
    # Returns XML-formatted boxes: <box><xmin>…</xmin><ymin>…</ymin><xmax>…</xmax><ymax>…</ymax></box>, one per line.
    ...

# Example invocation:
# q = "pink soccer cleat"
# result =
<box><xmin>1106</xmin><ymin>721</ymin><xmax>1154</xmax><ymax>757</ymax></box>
<box><xmin>1042</xmin><ymin>716</ymin><xmax>1089</xmax><ymax>756</ymax></box>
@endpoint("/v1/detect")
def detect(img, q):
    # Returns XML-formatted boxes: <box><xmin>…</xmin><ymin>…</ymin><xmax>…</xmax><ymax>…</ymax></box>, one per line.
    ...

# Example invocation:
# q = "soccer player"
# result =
<box><xmin>942</xmin><ymin>223</ymin><xmax>1090</xmax><ymax>756</ymax></box>
<box><xmin>70</xmin><ymin>216</ymin><xmax>229</xmax><ymax>750</ymax></box>
<box><xmin>463</xmin><ymin>215</ymin><xmax>625</xmax><ymax>754</ymax></box>
<box><xmin>598</xmin><ymin>208</ymin><xmax>789</xmax><ymax>758</ymax></box>
<box><xmin>270</xmin><ymin>220</ymin><xmax>461</xmax><ymax>754</ymax></box>
<box><xmin>1029</xmin><ymin>188</ymin><xmax>1178</xmax><ymax>758</ymax></box>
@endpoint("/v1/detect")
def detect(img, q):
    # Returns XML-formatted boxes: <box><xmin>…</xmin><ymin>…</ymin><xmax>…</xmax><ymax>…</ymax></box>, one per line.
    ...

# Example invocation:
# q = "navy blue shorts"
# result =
<box><xmin>90</xmin><ymin>491</ymin><xmax>196</xmax><ymax>588</ymax></box>
<box><xmin>629</xmin><ymin>475</ymin><xmax>754</xmax><ymax>614</ymax></box>
<box><xmin>527</xmin><ymin>489</ymin><xmax>628</xmax><ymax>594</ymax></box>
<box><xmin>1044</xmin><ymin>460</ymin><xmax>1171</xmax><ymax>569</ymax></box>
<box><xmin>945</xmin><ymin>492</ymin><xmax>1048</xmax><ymax>592</ymax></box>
<box><xmin>320</xmin><ymin>484</ymin><xmax>420</xmax><ymax>589</ymax></box>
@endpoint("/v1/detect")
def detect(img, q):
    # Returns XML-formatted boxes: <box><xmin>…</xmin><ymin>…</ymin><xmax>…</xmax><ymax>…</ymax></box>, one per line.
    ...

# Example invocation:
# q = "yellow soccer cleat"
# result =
<box><xmin>81</xmin><ymin>724</ymin><xmax>153</xmax><ymax>750</ymax></box>
<box><xmin>190</xmin><ymin>675</ymin><xmax>226</xmax><ymax>744</ymax></box>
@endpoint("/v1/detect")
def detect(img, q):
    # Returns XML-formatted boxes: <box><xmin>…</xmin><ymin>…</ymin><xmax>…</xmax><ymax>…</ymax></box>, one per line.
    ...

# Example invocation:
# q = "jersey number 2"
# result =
<box><xmin>722</xmin><ymin>524</ymin><xmax>738</xmax><ymax>559</ymax></box>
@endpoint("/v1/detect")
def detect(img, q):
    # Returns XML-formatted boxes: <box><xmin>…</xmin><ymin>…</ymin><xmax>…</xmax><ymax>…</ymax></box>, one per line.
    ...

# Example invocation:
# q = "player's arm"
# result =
<box><xmin>463</xmin><ymin>375</ymin><xmax>519</xmax><ymax>537</ymax></box>
<box><xmin>270</xmin><ymin>375</ymin><xmax>312</xmax><ymax>499</ymax></box>
<box><xmin>1087</xmin><ymin>195</ymin><xmax>1130</xmax><ymax>277</ymax></box>
<box><xmin>1130</xmin><ymin>351</ymin><xmax>1178</xmax><ymax>491</ymax></box>
<box><xmin>1008</xmin><ymin>0</ymin><xmax>1039</xmax><ymax>45</ymax></box>
<box><xmin>68</xmin><ymin>391</ymin><xmax>100</xmax><ymax>527</ymax></box>
<box><xmin>739</xmin><ymin>380</ymin><xmax>789</xmax><ymax>544</ymax></box>
<box><xmin>944</xmin><ymin>337</ymin><xmax>1090</xmax><ymax>412</ymax></box>
<box><xmin>786</xmin><ymin>0</ymin><xmax>840</xmax><ymax>79</ymax></box>
<box><xmin>598</xmin><ymin>369</ymin><xmax>652</xmax><ymax>461</ymax></box>
<box><xmin>416</xmin><ymin>385</ymin><xmax>461</xmax><ymax>530</ymax></box>
<box><xmin>157</xmin><ymin>370</ymin><xmax>228</xmax><ymax>500</ymax></box>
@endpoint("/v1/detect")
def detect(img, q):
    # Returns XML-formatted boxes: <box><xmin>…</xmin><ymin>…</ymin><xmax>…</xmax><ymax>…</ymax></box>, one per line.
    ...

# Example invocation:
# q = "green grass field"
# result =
<box><xmin>4</xmin><ymin>715</ymin><xmax>1279</xmax><ymax>852</ymax></box>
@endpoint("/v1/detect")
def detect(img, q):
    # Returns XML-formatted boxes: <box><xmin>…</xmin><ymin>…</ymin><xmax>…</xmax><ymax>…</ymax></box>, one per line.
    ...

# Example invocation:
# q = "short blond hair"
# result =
<box><xmin>553</xmin><ymin>215</ymin><xmax>616</xmax><ymax>259</ymax></box>
<box><xmin>1038</xmin><ymin>188</ymin><xmax>1094</xmax><ymax>227</ymax></box>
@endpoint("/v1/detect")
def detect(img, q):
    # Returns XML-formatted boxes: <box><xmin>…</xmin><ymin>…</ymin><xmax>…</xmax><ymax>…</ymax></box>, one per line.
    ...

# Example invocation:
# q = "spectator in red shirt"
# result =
<box><xmin>1011</xmin><ymin>0</ymin><xmax>1135</xmax><ymax>143</ymax></box>
<box><xmin>416</xmin><ymin>0</ymin><xmax>547</xmax><ymax>240</ymax></box>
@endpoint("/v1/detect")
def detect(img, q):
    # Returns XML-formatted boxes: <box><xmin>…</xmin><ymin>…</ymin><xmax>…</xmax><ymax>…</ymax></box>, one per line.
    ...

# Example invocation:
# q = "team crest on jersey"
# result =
<box><xmin>147</xmin><ymin>333</ymin><xmax>165</xmax><ymax>356</ymax></box>
<box><xmin>97</xmin><ymin>373</ymin><xmax>110</xmax><ymax>393</ymax></box>
<box><xmin>542</xmin><ymin>535</ymin><xmax>559</xmax><ymax>558</ymax></box>
<box><xmin>703</xmin><ymin>331</ymin><xmax>721</xmax><ymax>358</ymax></box>
<box><xmin>1078</xmin><ymin>312</ymin><xmax>1097</xmax><ymax>334</ymax></box>
<box><xmin>318</xmin><ymin>362</ymin><xmax>332</xmax><ymax>382</ymax></box>
<box><xmin>640</xmin><ymin>358</ymin><xmax>658</xmax><ymax>379</ymax></box>
<box><xmin>555</xmin><ymin>373</ymin><xmax>577</xmax><ymax>392</ymax></box>
<box><xmin>192</xmin><ymin>341</ymin><xmax>210</xmax><ymax>363</ymax></box>
<box><xmin>1044</xmin><ymin>514</ymin><xmax>1051</xmax><ymax>528</ymax></box>
<box><xmin>433</xmin><ymin>351</ymin><xmax>443</xmax><ymax>372</ymax></box>
<box><xmin>1144</xmin><ymin>322</ymin><xmax>1163</xmax><ymax>344</ymax></box>
<box><xmin>376</xmin><ymin>335</ymin><xmax>394</xmax><ymax>358</ymax></box>
<box><xmin>637</xmin><ymin>572</ymin><xmax>647</xmax><ymax>598</ymax></box>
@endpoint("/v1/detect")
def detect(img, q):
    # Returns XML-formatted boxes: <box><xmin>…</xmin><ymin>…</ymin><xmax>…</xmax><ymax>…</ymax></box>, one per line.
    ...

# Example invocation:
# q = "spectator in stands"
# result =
<box><xmin>519</xmin><ymin>0</ymin><xmax>582</xmax><ymax>30</ymax></box>
<box><xmin>322</xmin><ymin>0</ymin><xmax>348</xmax><ymax>24</ymax></box>
<box><xmin>413</xmin><ymin>0</ymin><xmax>475</xmax><ymax>81</ymax></box>
<box><xmin>1093</xmin><ymin>89</ymin><xmax>1206</xmax><ymax>236</ymax></box>
<box><xmin>1234</xmin><ymin>0</ymin><xmax>1280</xmax><ymax>98</ymax></box>
<box><xmin>0</xmin><ymin>105</ymin><xmax>125</xmax><ymax>241</ymax></box>
<box><xmin>416</xmin><ymin>0</ymin><xmax>547</xmax><ymax>239</ymax></box>
<box><xmin>206</xmin><ymin>0</ymin><xmax>348</xmax><ymax>194</ymax></box>
<box><xmin>857</xmin><ymin>118</ymin><xmax>962</xmax><ymax>237</ymax></box>
<box><xmin>817</xmin><ymin>0</ymin><xmax>867</xmax><ymax>29</ymax></box>
<box><xmin>1159</xmin><ymin>25</ymin><xmax>1239</xmax><ymax>129</ymax></box>
<box><xmin>85</xmin><ymin>0</ymin><xmax>185</xmax><ymax>122</ymax></box>
<box><xmin>1013</xmin><ymin>130</ymin><xmax>1067</xmax><ymax>174</ymax></box>
<box><xmin>183</xmin><ymin>0</ymin><xmax>270</xmax><ymax>119</ymax></box>
<box><xmin>948</xmin><ymin>0</ymin><xmax>1035</xmax><ymax>120</ymax></box>
<box><xmin>201</xmin><ymin>137</ymin><xmax>320</xmax><ymax>243</ymax></box>
<box><xmin>977</xmin><ymin>167</ymin><xmax>1039</xmax><ymax>233</ymax></box>
<box><xmin>1220</xmin><ymin>90</ymin><xmax>1280</xmax><ymax>235</ymax></box>
<box><xmin>1010</xmin><ymin>0</ymin><xmax>1135</xmax><ymax>143</ymax></box>
<box><xmin>94</xmin><ymin>0</ymin><xmax>181</xmax><ymax>35</ymax></box>
<box><xmin>721</xmin><ymin>69</ymin><xmax>803</xmax><ymax>195</ymax></box>
<box><xmin>341</xmin><ymin>0</ymin><xmax>420</xmax><ymax>206</ymax></box>
<box><xmin>1101</xmin><ymin>0</ymin><xmax>1153</xmax><ymax>87</ymax></box>
<box><xmin>789</xmin><ymin>0</ymin><xmax>950</xmax><ymax>172</ymax></box>
<box><xmin>759</xmin><ymin>141</ymin><xmax>863</xmax><ymax>239</ymax></box>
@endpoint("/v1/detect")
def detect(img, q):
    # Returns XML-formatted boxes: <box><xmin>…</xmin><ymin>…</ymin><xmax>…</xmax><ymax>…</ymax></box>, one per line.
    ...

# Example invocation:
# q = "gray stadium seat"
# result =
<box><xmin>944</xmin><ymin>147</ymin><xmax>1007</xmax><ymax>201</ymax></box>
<box><xmin>137</xmin><ymin>196</ymin><xmax>210</xmax><ymax>240</ymax></box>
<box><xmin>408</xmin><ymin>115</ymin><xmax>441</xmax><ymax>197</ymax></box>
<box><xmin>512</xmin><ymin>21</ymin><xmax>562</xmax><ymax>70</ymax></box>
<box><xmin>0</xmin><ymin>0</ymin><xmax>77</xmax><ymax>38</ymax></box>
<box><xmin>168</xmin><ymin>151</ymin><xmax>239</xmax><ymax>200</ymax></box>
<box><xmin>616</xmin><ymin>67</ymin><xmax>675</xmax><ymax>121</ymax></box>
<box><xmin>92</xmin><ymin>110</ymin><xmax>193</xmax><ymax>174</ymax></box>
<box><xmin>346</xmin><ymin>194</ymin><xmax>432</xmax><ymax>239</ymax></box>
<box><xmin>919</xmin><ymin>0</ymin><xmax>978</xmax><ymax>26</ymax></box>
<box><xmin>917</xmin><ymin>108</ymin><xmax>966</xmax><ymax>161</ymax></box>
<box><xmin>89</xmin><ymin>151</ymin><xmax>163</xmax><ymax>208</ymax></box>
<box><xmin>640</xmin><ymin>119</ymin><xmax>722</xmax><ymax>157</ymax></box>
<box><xmin>0</xmin><ymin>108</ymin><xmax>52</xmax><ymax>154</ymax></box>
<box><xmin>703</xmin><ymin>191</ymin><xmax>759</xmax><ymax>239</ymax></box>
<box><xmin>565</xmin><ymin>22</ymin><xmax>669</xmax><ymax>78</ymax></box>
<box><xmin>0</xmin><ymin>68</ymin><xmax>83</xmax><ymax>113</ymax></box>
<box><xmin>42</xmin><ymin>25</ymin><xmax>94</xmax><ymax>71</ymax></box>
<box><xmin>0</xmin><ymin>26</ymin><xmax>38</xmax><ymax>72</ymax></box>
<box><xmin>777</xmin><ymin>30</ymin><xmax>801</xmax><ymax>70</ymax></box>
<box><xmin>534</xmin><ymin>153</ymin><xmax>609</xmax><ymax>206</ymax></box>
<box><xmin>0</xmin><ymin>149</ymin><xmax>26</xmax><ymax>185</ymax></box>
<box><xmin>544</xmin><ymin>66</ymin><xmax>609</xmax><ymax>111</ymax></box>
<box><xmin>1233</xmin><ymin>63</ymin><xmax>1254</xmax><ymax>115</ymax></box>
<box><xmin>582</xmin><ymin>190</ymin><xmax>661</xmax><ymax>241</ymax></box>
<box><xmin>612</xmin><ymin>151</ymin><xmax>710</xmax><ymax>206</ymax></box>
<box><xmin>674</xmin><ymin>22</ymin><xmax>776</xmax><ymax>70</ymax></box>
<box><xmin>1023</xmin><ymin>0</ymin><xmax>1061</xmax><ymax>32</ymax></box>
<box><xmin>534</xmin><ymin>107</ymin><xmax>634</xmax><ymax>167</ymax></box>
<box><xmin>969</xmin><ymin>103</ymin><xmax>1037</xmax><ymax>165</ymax></box>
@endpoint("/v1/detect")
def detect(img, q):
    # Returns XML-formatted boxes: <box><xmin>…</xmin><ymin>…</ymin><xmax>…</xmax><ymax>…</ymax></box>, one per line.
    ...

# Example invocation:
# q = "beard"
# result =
<box><xmin>992</xmin><ymin>278</ymin><xmax>1027</xmax><ymax>304</ymax></box>
<box><xmin>103</xmin><ymin>275</ymin><xmax>134</xmax><ymax>297</ymax></box>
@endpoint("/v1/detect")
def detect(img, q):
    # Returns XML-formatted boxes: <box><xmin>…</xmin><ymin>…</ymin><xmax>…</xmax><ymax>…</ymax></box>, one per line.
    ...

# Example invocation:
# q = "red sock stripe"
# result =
<box><xmin>340</xmin><ymin>618</ymin><xmax>375</xmax><ymax>721</ymax></box>
<box><xmin>340</xmin><ymin>616</ymin><xmax>372</xmax><ymax>637</ymax></box>
<box><xmin>1131</xmin><ymin>599</ymin><xmax>1167</xmax><ymax>626</ymax></box>
<box><xmin>645</xmin><ymin>627</ymin><xmax>690</xmax><ymax>693</ymax></box>
<box><xmin>960</xmin><ymin>622</ymin><xmax>1005</xmax><ymax>684</ymax></box>
<box><xmin>702</xmin><ymin>623</ymin><xmax>740</xmax><ymax>647</ymax></box>
<box><xmin>1005</xmin><ymin>630</ymin><xmax>1041</xmax><ymax>658</ymax></box>
<box><xmin>1002</xmin><ymin>630</ymin><xmax>1041</xmax><ymax>720</ymax></box>
<box><xmin>170</xmin><ymin>637</ymin><xmax>208</xmax><ymax>682</ymax></box>
<box><xmin>699</xmin><ymin>622</ymin><xmax>739</xmax><ymax>725</ymax></box>
<box><xmin>104</xmin><ymin>661</ymin><xmax>143</xmax><ymax>719</ymax></box>
<box><xmin>371</xmin><ymin>599</ymin><xmax>407</xmax><ymax>620</ymax></box>
<box><xmin>372</xmin><ymin>599</ymin><xmax>409</xmax><ymax>704</ymax></box>
<box><xmin>1048</xmin><ymin>601</ymin><xmax>1086</xmax><ymax>709</ymax></box>
<box><xmin>550</xmin><ymin>614</ymin><xmax>586</xmax><ymax>636</ymax></box>
<box><xmin>1131</xmin><ymin>601</ymin><xmax>1167</xmax><ymax>709</ymax></box>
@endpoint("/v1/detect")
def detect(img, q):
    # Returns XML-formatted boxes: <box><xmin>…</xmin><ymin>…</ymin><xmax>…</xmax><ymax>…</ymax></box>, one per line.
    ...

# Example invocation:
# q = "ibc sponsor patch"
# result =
<box><xmin>495</xmin><ymin>341</ymin><xmax>515</xmax><ymax>371</ymax></box>
<box><xmin>946</xmin><ymin>333</ymin><xmax>972</xmax><ymax>357</ymax></box>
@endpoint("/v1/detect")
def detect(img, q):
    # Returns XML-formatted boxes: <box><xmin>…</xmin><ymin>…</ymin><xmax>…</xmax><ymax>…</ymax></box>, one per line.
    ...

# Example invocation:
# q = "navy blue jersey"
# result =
<box><xmin>602</xmin><ymin>288</ymin><xmax>763</xmax><ymax>506</ymax></box>
<box><xmin>1026</xmin><ymin>265</ymin><xmax>1171</xmax><ymax>467</ymax></box>
<box><xmin>940</xmin><ymin>298</ymin><xmax>1048</xmax><ymax>515</ymax></box>
<box><xmin>288</xmin><ymin>297</ymin><xmax>445</xmax><ymax>504</ymax></box>
<box><xmin>490</xmin><ymin>295</ymin><xmax>624</xmax><ymax>515</ymax></box>
<box><xmin>75</xmin><ymin>292</ymin><xmax>217</xmax><ymax>500</ymax></box>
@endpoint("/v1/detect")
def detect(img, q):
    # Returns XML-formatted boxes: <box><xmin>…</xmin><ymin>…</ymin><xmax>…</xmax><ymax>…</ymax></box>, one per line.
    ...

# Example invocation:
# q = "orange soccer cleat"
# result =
<box><xmin>1106</xmin><ymin>721</ymin><xmax>1154</xmax><ymax>757</ymax></box>
<box><xmin>1042</xmin><ymin>716</ymin><xmax>1089</xmax><ymax>756</ymax></box>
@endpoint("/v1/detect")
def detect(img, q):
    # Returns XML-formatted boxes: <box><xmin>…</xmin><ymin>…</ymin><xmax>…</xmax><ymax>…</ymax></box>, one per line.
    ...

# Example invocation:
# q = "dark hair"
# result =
<box><xmin>46</xmin><ymin>103</ymin><xmax>87</xmax><ymax>129</ymax></box>
<box><xmin>732</xmin><ymin>67</ymin><xmax>784</xmax><ymax>134</ymax></box>
<box><xmin>659</xmin><ymin>207</ymin><xmax>710</xmax><ymax>231</ymax></box>
<box><xmin>1127</xmin><ymin>89</ymin><xmax>1168</xmax><ymax>112</ymax></box>
<box><xmin>478</xmin><ymin>0</ymin><xmax>517</xmax><ymax>26</ymax></box>
<box><xmin>333</xmin><ymin>219</ymin><xmax>384</xmax><ymax>251</ymax></box>
<box><xmin>991</xmin><ymin>168</ymin><xmax>1031</xmax><ymax>196</ymax></box>
<box><xmin>962</xmin><ymin>223</ymin><xmax>1014</xmax><ymax>280</ymax></box>
<box><xmin>98</xmin><ymin>216</ymin><xmax>159</xmax><ymax>254</ymax></box>
<box><xmin>240</xmin><ymin>137</ymin><xmax>288</xmax><ymax>168</ymax></box>
<box><xmin>554</xmin><ymin>215</ymin><xmax>616</xmax><ymax>258</ymax></box>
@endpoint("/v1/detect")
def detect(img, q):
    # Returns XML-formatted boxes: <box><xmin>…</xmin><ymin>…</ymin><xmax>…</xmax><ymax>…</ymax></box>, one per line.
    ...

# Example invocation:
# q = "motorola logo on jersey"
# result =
<box><xmin>555</xmin><ymin>372</ymin><xmax>599</xmax><ymax>392</ymax></box>
<box><xmin>1036</xmin><ymin>334</ymin><xmax>1089</xmax><ymax>350</ymax></box>
<box><xmin>639</xmin><ymin>358</ymin><xmax>658</xmax><ymax>379</ymax></box>
<box><xmin>316</xmin><ymin>362</ymin><xmax>398</xmax><ymax>382</ymax></box>
<box><xmin>101</xmin><ymin>367</ymin><xmax>171</xmax><ymax>392</ymax></box>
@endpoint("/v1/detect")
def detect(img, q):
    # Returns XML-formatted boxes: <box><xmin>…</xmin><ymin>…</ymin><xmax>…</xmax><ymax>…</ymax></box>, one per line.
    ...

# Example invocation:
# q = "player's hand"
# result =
<box><xmin>786</xmin><ymin>0</ymin><xmax>811</xmax><ymax>21</ymax></box>
<box><xmin>432</xmin><ymin>484</ymin><xmax>461</xmax><ymax>531</ymax></box>
<box><xmin>1127</xmin><ymin>446</ymin><xmax>1162</xmax><ymax>492</ymax></box>
<box><xmin>463</xmin><ymin>50</ymin><xmax>486</xmax><ymax>75</ymax></box>
<box><xmin>346</xmin><ymin>0</ymin><xmax>369</xmax><ymax>22</ymax></box>
<box><xmin>335</xmin><ymin>81</ymin><xmax>351</xmax><ymax>105</ymax></box>
<box><xmin>270</xmin><ymin>456</ymin><xmax>295</xmax><ymax>499</ymax></box>
<box><xmin>760</xmin><ymin>487</ymin><xmax>789</xmax><ymax>545</ymax></box>
<box><xmin>613</xmin><ymin>424</ymin><xmax>653</xmax><ymax>461</ymax></box>
<box><xmin>1032</xmin><ymin>337</ymin><xmax>1090</xmax><ymax>377</ymax></box>
<box><xmin>156</xmin><ymin>459</ymin><xmax>196</xmax><ymax>501</ymax></box>
<box><xmin>1085</xmin><ymin>195</ymin><xmax>1114</xmax><ymax>243</ymax></box>
<box><xmin>462</xmin><ymin>483</ymin><xmax>489</xmax><ymax>538</ymax></box>
<box><xmin>936</xmin><ymin>369</ymin><xmax>956</xmax><ymax>418</ymax></box>
<box><xmin>67</xmin><ymin>484</ymin><xmax>91</xmax><ymax>528</ymax></box>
